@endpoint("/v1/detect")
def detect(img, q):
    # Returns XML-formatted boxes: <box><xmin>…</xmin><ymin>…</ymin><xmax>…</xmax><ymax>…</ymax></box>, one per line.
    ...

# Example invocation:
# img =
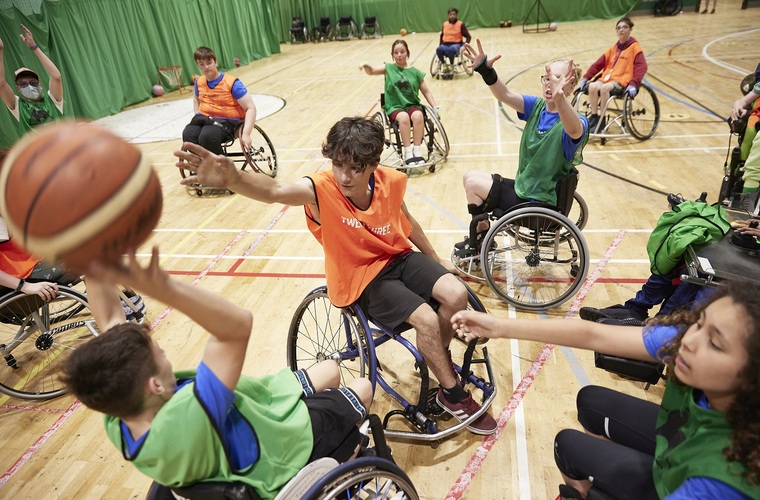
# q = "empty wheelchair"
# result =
<box><xmin>290</xmin><ymin>16</ymin><xmax>309</xmax><ymax>44</ymax></box>
<box><xmin>371</xmin><ymin>98</ymin><xmax>449</xmax><ymax>173</ymax></box>
<box><xmin>147</xmin><ymin>414</ymin><xmax>418</xmax><ymax>499</ymax></box>
<box><xmin>287</xmin><ymin>280</ymin><xmax>496</xmax><ymax>443</ymax></box>
<box><xmin>452</xmin><ymin>169</ymin><xmax>590</xmax><ymax>311</ymax></box>
<box><xmin>0</xmin><ymin>283</ymin><xmax>98</xmax><ymax>400</ymax></box>
<box><xmin>179</xmin><ymin>122</ymin><xmax>278</xmax><ymax>196</ymax></box>
<box><xmin>335</xmin><ymin>16</ymin><xmax>359</xmax><ymax>41</ymax></box>
<box><xmin>573</xmin><ymin>82</ymin><xmax>660</xmax><ymax>144</ymax></box>
<box><xmin>430</xmin><ymin>45</ymin><xmax>473</xmax><ymax>80</ymax></box>
<box><xmin>312</xmin><ymin>17</ymin><xmax>334</xmax><ymax>42</ymax></box>
<box><xmin>359</xmin><ymin>16</ymin><xmax>382</xmax><ymax>39</ymax></box>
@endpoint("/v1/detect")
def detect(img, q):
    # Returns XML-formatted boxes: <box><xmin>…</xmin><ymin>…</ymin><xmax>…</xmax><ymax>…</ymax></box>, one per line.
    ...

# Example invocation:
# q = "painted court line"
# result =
<box><xmin>445</xmin><ymin>230</ymin><xmax>626</xmax><ymax>499</ymax></box>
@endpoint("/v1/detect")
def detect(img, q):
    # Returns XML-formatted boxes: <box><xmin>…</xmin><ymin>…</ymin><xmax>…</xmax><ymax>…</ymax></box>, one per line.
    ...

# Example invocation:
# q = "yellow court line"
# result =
<box><xmin>158</xmin><ymin>77</ymin><xmax>376</xmax><ymax>262</ymax></box>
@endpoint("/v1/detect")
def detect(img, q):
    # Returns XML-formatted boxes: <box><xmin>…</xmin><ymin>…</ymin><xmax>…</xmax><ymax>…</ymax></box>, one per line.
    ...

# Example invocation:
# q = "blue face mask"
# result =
<box><xmin>19</xmin><ymin>85</ymin><xmax>41</xmax><ymax>101</ymax></box>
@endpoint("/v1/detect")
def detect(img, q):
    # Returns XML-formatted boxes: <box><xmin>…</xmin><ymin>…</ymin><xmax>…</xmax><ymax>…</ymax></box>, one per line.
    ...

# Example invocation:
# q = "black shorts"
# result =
<box><xmin>293</xmin><ymin>370</ymin><xmax>367</xmax><ymax>463</ymax></box>
<box><xmin>359</xmin><ymin>252</ymin><xmax>448</xmax><ymax>331</ymax></box>
<box><xmin>486</xmin><ymin>174</ymin><xmax>530</xmax><ymax>212</ymax></box>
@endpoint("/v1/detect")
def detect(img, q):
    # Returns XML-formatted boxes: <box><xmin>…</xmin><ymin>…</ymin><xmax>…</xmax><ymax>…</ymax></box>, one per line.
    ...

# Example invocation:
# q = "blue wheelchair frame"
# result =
<box><xmin>287</xmin><ymin>281</ymin><xmax>496</xmax><ymax>443</ymax></box>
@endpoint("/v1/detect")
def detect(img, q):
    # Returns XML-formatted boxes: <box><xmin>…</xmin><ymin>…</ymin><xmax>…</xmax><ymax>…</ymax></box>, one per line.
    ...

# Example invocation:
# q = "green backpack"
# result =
<box><xmin>646</xmin><ymin>201</ymin><xmax>730</xmax><ymax>275</ymax></box>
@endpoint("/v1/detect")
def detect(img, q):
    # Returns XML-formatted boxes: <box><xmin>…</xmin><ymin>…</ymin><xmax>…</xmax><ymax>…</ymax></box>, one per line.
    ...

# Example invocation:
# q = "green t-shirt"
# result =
<box><xmin>16</xmin><ymin>93</ymin><xmax>64</xmax><ymax>133</ymax></box>
<box><xmin>383</xmin><ymin>63</ymin><xmax>424</xmax><ymax>115</ymax></box>
<box><xmin>104</xmin><ymin>367</ymin><xmax>311</xmax><ymax>499</ymax></box>
<box><xmin>654</xmin><ymin>381</ymin><xmax>760</xmax><ymax>498</ymax></box>
<box><xmin>515</xmin><ymin>98</ymin><xmax>586</xmax><ymax>205</ymax></box>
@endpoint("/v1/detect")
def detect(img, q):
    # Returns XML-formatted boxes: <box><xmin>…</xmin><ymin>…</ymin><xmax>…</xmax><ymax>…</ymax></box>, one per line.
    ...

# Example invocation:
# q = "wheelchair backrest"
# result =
<box><xmin>291</xmin><ymin>16</ymin><xmax>305</xmax><ymax>29</ymax></box>
<box><xmin>364</xmin><ymin>16</ymin><xmax>376</xmax><ymax>25</ymax></box>
<box><xmin>319</xmin><ymin>17</ymin><xmax>330</xmax><ymax>27</ymax></box>
<box><xmin>338</xmin><ymin>16</ymin><xmax>353</xmax><ymax>25</ymax></box>
<box><xmin>555</xmin><ymin>167</ymin><xmax>579</xmax><ymax>216</ymax></box>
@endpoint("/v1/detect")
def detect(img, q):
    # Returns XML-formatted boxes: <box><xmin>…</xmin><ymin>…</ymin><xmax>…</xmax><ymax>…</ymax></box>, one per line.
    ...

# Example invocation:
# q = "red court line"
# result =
<box><xmin>445</xmin><ymin>230</ymin><xmax>628</xmax><ymax>499</ymax></box>
<box><xmin>0</xmin><ymin>404</ymin><xmax>65</xmax><ymax>413</ymax></box>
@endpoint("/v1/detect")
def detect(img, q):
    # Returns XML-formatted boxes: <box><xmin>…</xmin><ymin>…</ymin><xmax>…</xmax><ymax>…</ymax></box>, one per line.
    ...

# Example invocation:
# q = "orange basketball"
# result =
<box><xmin>400</xmin><ymin>28</ymin><xmax>407</xmax><ymax>36</ymax></box>
<box><xmin>0</xmin><ymin>121</ymin><xmax>163</xmax><ymax>271</ymax></box>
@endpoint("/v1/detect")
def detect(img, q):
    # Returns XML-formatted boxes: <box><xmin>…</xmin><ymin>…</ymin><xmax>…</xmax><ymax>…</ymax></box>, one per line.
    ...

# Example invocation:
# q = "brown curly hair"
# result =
<box><xmin>652</xmin><ymin>280</ymin><xmax>760</xmax><ymax>485</ymax></box>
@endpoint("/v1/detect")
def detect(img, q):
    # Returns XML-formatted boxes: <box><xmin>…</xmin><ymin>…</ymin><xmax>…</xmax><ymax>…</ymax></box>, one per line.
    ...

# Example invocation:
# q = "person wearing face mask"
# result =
<box><xmin>0</xmin><ymin>24</ymin><xmax>64</xmax><ymax>134</ymax></box>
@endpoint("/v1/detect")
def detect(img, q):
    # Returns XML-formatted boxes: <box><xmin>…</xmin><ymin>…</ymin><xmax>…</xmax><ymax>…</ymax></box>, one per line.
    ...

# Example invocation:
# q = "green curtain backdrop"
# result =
<box><xmin>0</xmin><ymin>0</ymin><xmax>280</xmax><ymax>147</ymax></box>
<box><xmin>274</xmin><ymin>0</ymin><xmax>641</xmax><ymax>43</ymax></box>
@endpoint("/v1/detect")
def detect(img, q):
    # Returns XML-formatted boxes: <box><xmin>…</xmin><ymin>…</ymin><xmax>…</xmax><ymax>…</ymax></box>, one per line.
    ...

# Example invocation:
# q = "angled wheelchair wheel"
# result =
<box><xmin>0</xmin><ymin>287</ymin><xmax>98</xmax><ymax>400</ymax></box>
<box><xmin>372</xmin><ymin>111</ymin><xmax>404</xmax><ymax>169</ymax></box>
<box><xmin>243</xmin><ymin>124</ymin><xmax>278</xmax><ymax>177</ymax></box>
<box><xmin>568</xmin><ymin>192</ymin><xmax>589</xmax><ymax>230</ymax></box>
<box><xmin>623</xmin><ymin>83</ymin><xmax>660</xmax><ymax>141</ymax></box>
<box><xmin>423</xmin><ymin>106</ymin><xmax>449</xmax><ymax>168</ymax></box>
<box><xmin>287</xmin><ymin>287</ymin><xmax>376</xmax><ymax>389</ymax></box>
<box><xmin>429</xmin><ymin>53</ymin><xmax>442</xmax><ymax>79</ymax></box>
<box><xmin>301</xmin><ymin>457</ymin><xmax>419</xmax><ymax>500</ymax></box>
<box><xmin>480</xmin><ymin>207</ymin><xmax>589</xmax><ymax>310</ymax></box>
<box><xmin>459</xmin><ymin>50</ymin><xmax>473</xmax><ymax>76</ymax></box>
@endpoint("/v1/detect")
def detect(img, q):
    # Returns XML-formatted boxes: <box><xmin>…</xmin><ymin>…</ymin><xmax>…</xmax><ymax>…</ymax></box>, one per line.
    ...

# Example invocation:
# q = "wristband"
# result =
<box><xmin>16</xmin><ymin>278</ymin><xmax>25</xmax><ymax>292</ymax></box>
<box><xmin>474</xmin><ymin>58</ymin><xmax>498</xmax><ymax>86</ymax></box>
<box><xmin>29</xmin><ymin>44</ymin><xmax>38</xmax><ymax>51</ymax></box>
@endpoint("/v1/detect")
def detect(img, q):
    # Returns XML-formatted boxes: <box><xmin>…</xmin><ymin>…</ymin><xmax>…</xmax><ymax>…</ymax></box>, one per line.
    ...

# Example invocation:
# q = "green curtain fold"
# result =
<box><xmin>0</xmin><ymin>0</ymin><xmax>280</xmax><ymax>147</ymax></box>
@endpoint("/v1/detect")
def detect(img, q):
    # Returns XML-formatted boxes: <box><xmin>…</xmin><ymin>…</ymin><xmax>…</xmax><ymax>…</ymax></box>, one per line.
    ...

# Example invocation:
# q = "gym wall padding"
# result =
<box><xmin>274</xmin><ymin>0</ymin><xmax>640</xmax><ymax>43</ymax></box>
<box><xmin>0</xmin><ymin>0</ymin><xmax>280</xmax><ymax>148</ymax></box>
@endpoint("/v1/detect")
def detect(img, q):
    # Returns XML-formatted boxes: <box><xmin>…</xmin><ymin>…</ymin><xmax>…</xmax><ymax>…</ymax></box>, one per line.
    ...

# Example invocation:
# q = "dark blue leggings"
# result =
<box><xmin>553</xmin><ymin>385</ymin><xmax>660</xmax><ymax>500</ymax></box>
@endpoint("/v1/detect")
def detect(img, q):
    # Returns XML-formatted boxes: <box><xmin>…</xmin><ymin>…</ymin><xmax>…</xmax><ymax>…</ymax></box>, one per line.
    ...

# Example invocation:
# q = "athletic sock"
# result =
<box><xmin>442</xmin><ymin>383</ymin><xmax>467</xmax><ymax>403</ymax></box>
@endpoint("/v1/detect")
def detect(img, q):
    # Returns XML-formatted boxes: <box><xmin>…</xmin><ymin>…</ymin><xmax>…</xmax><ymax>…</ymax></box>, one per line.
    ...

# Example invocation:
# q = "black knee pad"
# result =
<box><xmin>467</xmin><ymin>203</ymin><xmax>485</xmax><ymax>216</ymax></box>
<box><xmin>482</xmin><ymin>174</ymin><xmax>503</xmax><ymax>213</ymax></box>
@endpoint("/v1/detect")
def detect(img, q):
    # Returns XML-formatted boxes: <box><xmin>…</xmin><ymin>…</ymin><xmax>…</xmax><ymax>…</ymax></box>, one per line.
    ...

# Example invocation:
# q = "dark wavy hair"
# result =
<box><xmin>652</xmin><ymin>280</ymin><xmax>760</xmax><ymax>485</ymax></box>
<box><xmin>321</xmin><ymin>116</ymin><xmax>385</xmax><ymax>172</ymax></box>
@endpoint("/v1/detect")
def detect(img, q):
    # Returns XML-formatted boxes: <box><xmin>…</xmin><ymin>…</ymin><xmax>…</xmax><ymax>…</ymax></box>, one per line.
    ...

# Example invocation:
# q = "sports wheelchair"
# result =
<box><xmin>430</xmin><ymin>45</ymin><xmax>473</xmax><ymax>80</ymax></box>
<box><xmin>335</xmin><ymin>16</ymin><xmax>359</xmax><ymax>41</ymax></box>
<box><xmin>359</xmin><ymin>16</ymin><xmax>382</xmax><ymax>39</ymax></box>
<box><xmin>287</xmin><ymin>280</ymin><xmax>496</xmax><ymax>443</ymax></box>
<box><xmin>371</xmin><ymin>97</ymin><xmax>449</xmax><ymax>173</ymax></box>
<box><xmin>572</xmin><ymin>83</ymin><xmax>660</xmax><ymax>145</ymax></box>
<box><xmin>0</xmin><ymin>282</ymin><xmax>103</xmax><ymax>400</ymax></box>
<box><xmin>312</xmin><ymin>17</ymin><xmax>334</xmax><ymax>42</ymax></box>
<box><xmin>179</xmin><ymin>121</ymin><xmax>278</xmax><ymax>196</ymax></box>
<box><xmin>147</xmin><ymin>415</ymin><xmax>419</xmax><ymax>500</ymax></box>
<box><xmin>452</xmin><ymin>169</ymin><xmax>590</xmax><ymax>310</ymax></box>
<box><xmin>290</xmin><ymin>16</ymin><xmax>309</xmax><ymax>44</ymax></box>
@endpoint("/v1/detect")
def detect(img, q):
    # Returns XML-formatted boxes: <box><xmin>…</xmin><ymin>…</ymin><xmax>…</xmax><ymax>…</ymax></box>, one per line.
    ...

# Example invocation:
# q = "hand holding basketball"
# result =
<box><xmin>0</xmin><ymin>121</ymin><xmax>163</xmax><ymax>271</ymax></box>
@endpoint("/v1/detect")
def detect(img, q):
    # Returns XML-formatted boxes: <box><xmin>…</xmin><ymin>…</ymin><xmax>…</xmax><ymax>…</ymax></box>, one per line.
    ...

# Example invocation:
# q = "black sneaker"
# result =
<box><xmin>557</xmin><ymin>484</ymin><xmax>584</xmax><ymax>500</ymax></box>
<box><xmin>579</xmin><ymin>304</ymin><xmax>647</xmax><ymax>323</ymax></box>
<box><xmin>667</xmin><ymin>193</ymin><xmax>684</xmax><ymax>208</ymax></box>
<box><xmin>587</xmin><ymin>114</ymin><xmax>600</xmax><ymax>132</ymax></box>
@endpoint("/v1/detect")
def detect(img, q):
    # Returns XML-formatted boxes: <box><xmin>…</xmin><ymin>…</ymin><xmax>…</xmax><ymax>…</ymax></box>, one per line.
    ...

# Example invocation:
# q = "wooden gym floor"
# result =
<box><xmin>1</xmin><ymin>3</ymin><xmax>759</xmax><ymax>498</ymax></box>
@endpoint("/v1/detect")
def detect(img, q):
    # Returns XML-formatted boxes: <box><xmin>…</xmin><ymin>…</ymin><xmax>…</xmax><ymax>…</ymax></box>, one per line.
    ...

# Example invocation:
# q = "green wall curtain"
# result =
<box><xmin>0</xmin><ymin>0</ymin><xmax>280</xmax><ymax>147</ymax></box>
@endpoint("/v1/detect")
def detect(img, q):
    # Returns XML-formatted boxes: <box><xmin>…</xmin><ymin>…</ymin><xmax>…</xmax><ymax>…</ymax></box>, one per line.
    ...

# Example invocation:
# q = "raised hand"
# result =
<box><xmin>546</xmin><ymin>59</ymin><xmax>575</xmax><ymax>103</ymax></box>
<box><xmin>19</xmin><ymin>24</ymin><xmax>36</xmax><ymax>48</ymax></box>
<box><xmin>174</xmin><ymin>142</ymin><xmax>241</xmax><ymax>189</ymax></box>
<box><xmin>463</xmin><ymin>39</ymin><xmax>501</xmax><ymax>69</ymax></box>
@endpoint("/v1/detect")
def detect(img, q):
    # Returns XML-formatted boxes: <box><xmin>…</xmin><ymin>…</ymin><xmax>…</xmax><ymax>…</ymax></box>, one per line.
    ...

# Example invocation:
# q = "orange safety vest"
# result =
<box><xmin>442</xmin><ymin>20</ymin><xmax>463</xmax><ymax>43</ymax></box>
<box><xmin>0</xmin><ymin>239</ymin><xmax>40</xmax><ymax>280</ymax></box>
<box><xmin>600</xmin><ymin>40</ymin><xmax>643</xmax><ymax>86</ymax></box>
<box><xmin>305</xmin><ymin>168</ymin><xmax>413</xmax><ymax>307</ymax></box>
<box><xmin>197</xmin><ymin>73</ymin><xmax>246</xmax><ymax>119</ymax></box>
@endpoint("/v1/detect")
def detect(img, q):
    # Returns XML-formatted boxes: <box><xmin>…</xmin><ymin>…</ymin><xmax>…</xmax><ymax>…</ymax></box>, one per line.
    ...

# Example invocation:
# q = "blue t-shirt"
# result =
<box><xmin>120</xmin><ymin>362</ymin><xmax>258</xmax><ymax>470</ymax></box>
<box><xmin>518</xmin><ymin>95</ymin><xmax>588</xmax><ymax>162</ymax></box>
<box><xmin>641</xmin><ymin>325</ymin><xmax>752</xmax><ymax>500</ymax></box>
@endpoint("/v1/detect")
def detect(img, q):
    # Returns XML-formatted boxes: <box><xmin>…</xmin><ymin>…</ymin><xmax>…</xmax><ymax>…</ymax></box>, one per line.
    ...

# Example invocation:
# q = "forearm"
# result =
<box><xmin>34</xmin><ymin>47</ymin><xmax>61</xmax><ymax>81</ymax></box>
<box><xmin>407</xmin><ymin>215</ymin><xmax>441</xmax><ymax>261</ymax></box>
<box><xmin>556</xmin><ymin>95</ymin><xmax>584</xmax><ymax>139</ymax></box>
<box><xmin>242</xmin><ymin>106</ymin><xmax>256</xmax><ymax>137</ymax></box>
<box><xmin>0</xmin><ymin>270</ymin><xmax>23</xmax><ymax>290</ymax></box>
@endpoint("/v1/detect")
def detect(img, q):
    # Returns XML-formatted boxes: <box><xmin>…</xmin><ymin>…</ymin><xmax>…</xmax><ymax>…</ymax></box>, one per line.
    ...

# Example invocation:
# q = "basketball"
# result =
<box><xmin>0</xmin><ymin>121</ymin><xmax>163</xmax><ymax>271</ymax></box>
<box><xmin>152</xmin><ymin>84</ymin><xmax>164</xmax><ymax>97</ymax></box>
<box><xmin>234</xmin><ymin>57</ymin><xmax>241</xmax><ymax>67</ymax></box>
<box><xmin>400</xmin><ymin>28</ymin><xmax>407</xmax><ymax>36</ymax></box>
<box><xmin>549</xmin><ymin>22</ymin><xmax>558</xmax><ymax>31</ymax></box>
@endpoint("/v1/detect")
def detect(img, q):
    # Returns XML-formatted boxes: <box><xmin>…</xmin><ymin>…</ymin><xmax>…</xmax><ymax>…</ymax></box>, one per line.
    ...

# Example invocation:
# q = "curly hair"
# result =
<box><xmin>653</xmin><ymin>280</ymin><xmax>760</xmax><ymax>485</ymax></box>
<box><xmin>321</xmin><ymin>116</ymin><xmax>385</xmax><ymax>172</ymax></box>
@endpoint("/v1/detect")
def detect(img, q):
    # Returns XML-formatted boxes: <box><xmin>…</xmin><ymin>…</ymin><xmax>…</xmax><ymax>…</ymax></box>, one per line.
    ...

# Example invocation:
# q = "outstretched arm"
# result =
<box><xmin>451</xmin><ymin>311</ymin><xmax>653</xmax><ymax>361</ymax></box>
<box><xmin>89</xmin><ymin>248</ymin><xmax>253</xmax><ymax>391</ymax></box>
<box><xmin>175</xmin><ymin>142</ymin><xmax>316</xmax><ymax>206</ymax></box>
<box><xmin>0</xmin><ymin>38</ymin><xmax>17</xmax><ymax>110</ymax></box>
<box><xmin>360</xmin><ymin>63</ymin><xmax>386</xmax><ymax>76</ymax></box>
<box><xmin>20</xmin><ymin>25</ymin><xmax>62</xmax><ymax>102</ymax></box>
<box><xmin>463</xmin><ymin>39</ymin><xmax>524</xmax><ymax>114</ymax></box>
